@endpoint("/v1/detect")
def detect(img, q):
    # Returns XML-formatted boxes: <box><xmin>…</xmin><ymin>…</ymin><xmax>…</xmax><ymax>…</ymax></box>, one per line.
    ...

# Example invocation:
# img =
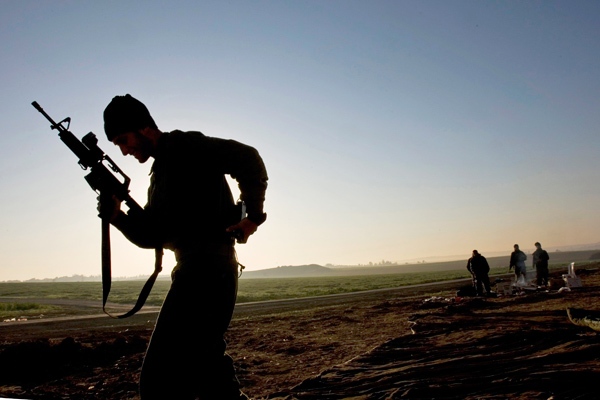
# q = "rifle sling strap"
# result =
<box><xmin>101</xmin><ymin>219</ymin><xmax>163</xmax><ymax>319</ymax></box>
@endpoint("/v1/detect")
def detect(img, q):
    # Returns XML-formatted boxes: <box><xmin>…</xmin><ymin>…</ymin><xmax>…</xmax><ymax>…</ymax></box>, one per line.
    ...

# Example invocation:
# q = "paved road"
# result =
<box><xmin>0</xmin><ymin>277</ymin><xmax>480</xmax><ymax>341</ymax></box>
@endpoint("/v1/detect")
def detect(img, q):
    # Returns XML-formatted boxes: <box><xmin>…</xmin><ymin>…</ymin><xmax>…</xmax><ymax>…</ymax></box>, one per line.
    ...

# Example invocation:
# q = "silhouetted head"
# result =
<box><xmin>472</xmin><ymin>249</ymin><xmax>479</xmax><ymax>256</ymax></box>
<box><xmin>535</xmin><ymin>242</ymin><xmax>541</xmax><ymax>248</ymax></box>
<box><xmin>514</xmin><ymin>244</ymin><xmax>519</xmax><ymax>250</ymax></box>
<box><xmin>103</xmin><ymin>94</ymin><xmax>157</xmax><ymax>141</ymax></box>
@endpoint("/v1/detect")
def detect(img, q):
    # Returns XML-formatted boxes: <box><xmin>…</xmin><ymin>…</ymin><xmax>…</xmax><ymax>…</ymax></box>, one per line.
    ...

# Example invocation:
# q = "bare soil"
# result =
<box><xmin>2</xmin><ymin>265</ymin><xmax>600</xmax><ymax>400</ymax></box>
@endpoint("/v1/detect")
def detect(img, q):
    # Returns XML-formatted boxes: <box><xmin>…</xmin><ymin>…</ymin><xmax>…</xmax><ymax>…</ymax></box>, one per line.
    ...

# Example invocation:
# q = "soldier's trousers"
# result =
<box><xmin>473</xmin><ymin>274</ymin><xmax>491</xmax><ymax>295</ymax></box>
<box><xmin>139</xmin><ymin>247</ymin><xmax>245</xmax><ymax>399</ymax></box>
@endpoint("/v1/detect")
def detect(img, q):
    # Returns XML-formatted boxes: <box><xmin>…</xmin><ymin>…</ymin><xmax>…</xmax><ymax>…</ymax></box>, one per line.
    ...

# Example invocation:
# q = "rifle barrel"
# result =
<box><xmin>32</xmin><ymin>101</ymin><xmax>98</xmax><ymax>169</ymax></box>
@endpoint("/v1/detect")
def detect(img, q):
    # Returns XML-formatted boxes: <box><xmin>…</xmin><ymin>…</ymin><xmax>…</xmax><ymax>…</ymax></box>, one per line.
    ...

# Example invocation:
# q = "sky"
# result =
<box><xmin>1</xmin><ymin>0</ymin><xmax>599</xmax><ymax>281</ymax></box>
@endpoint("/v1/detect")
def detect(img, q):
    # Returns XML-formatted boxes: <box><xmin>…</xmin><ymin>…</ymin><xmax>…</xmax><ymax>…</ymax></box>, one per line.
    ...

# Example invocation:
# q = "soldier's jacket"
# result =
<box><xmin>532</xmin><ymin>248</ymin><xmax>550</xmax><ymax>267</ymax></box>
<box><xmin>113</xmin><ymin>130</ymin><xmax>268</xmax><ymax>253</ymax></box>
<box><xmin>467</xmin><ymin>254</ymin><xmax>490</xmax><ymax>275</ymax></box>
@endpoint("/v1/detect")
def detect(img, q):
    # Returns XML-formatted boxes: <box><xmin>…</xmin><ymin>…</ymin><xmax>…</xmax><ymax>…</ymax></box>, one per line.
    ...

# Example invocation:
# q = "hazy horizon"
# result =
<box><xmin>4</xmin><ymin>240</ymin><xmax>599</xmax><ymax>283</ymax></box>
<box><xmin>2</xmin><ymin>1</ymin><xmax>600</xmax><ymax>282</ymax></box>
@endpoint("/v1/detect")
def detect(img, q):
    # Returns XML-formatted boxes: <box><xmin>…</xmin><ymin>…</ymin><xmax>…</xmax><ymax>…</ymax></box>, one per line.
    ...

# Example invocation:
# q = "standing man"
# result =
<box><xmin>532</xmin><ymin>241</ymin><xmax>550</xmax><ymax>287</ymax></box>
<box><xmin>99</xmin><ymin>94</ymin><xmax>268</xmax><ymax>400</ymax></box>
<box><xmin>509</xmin><ymin>244</ymin><xmax>527</xmax><ymax>283</ymax></box>
<box><xmin>466</xmin><ymin>249</ymin><xmax>492</xmax><ymax>296</ymax></box>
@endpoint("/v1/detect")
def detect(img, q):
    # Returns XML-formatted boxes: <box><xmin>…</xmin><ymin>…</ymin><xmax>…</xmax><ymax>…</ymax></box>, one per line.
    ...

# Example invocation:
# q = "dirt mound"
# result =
<box><xmin>274</xmin><ymin>295</ymin><xmax>600</xmax><ymax>399</ymax></box>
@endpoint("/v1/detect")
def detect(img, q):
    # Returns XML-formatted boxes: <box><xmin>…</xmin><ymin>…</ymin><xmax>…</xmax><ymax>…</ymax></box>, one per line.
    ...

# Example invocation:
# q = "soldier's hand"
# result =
<box><xmin>97</xmin><ymin>194</ymin><xmax>121</xmax><ymax>222</ymax></box>
<box><xmin>226</xmin><ymin>218</ymin><xmax>258</xmax><ymax>244</ymax></box>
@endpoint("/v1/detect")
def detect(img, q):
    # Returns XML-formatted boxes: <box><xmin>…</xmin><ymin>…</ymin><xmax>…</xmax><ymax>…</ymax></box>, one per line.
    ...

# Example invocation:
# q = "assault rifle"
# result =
<box><xmin>31</xmin><ymin>101</ymin><xmax>162</xmax><ymax>319</ymax></box>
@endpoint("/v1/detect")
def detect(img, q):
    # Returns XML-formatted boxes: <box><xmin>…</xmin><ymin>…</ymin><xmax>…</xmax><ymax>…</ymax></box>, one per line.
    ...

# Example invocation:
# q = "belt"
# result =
<box><xmin>173</xmin><ymin>241</ymin><xmax>234</xmax><ymax>263</ymax></box>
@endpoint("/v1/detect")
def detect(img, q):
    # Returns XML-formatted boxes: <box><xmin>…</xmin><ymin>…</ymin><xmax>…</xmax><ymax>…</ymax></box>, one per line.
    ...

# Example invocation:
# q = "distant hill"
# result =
<box><xmin>240</xmin><ymin>249</ymin><xmax>600</xmax><ymax>279</ymax></box>
<box><xmin>242</xmin><ymin>264</ymin><xmax>338</xmax><ymax>279</ymax></box>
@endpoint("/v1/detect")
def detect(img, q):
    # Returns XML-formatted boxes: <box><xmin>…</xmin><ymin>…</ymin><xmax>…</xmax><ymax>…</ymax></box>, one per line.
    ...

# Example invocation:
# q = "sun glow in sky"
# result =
<box><xmin>1</xmin><ymin>1</ymin><xmax>600</xmax><ymax>281</ymax></box>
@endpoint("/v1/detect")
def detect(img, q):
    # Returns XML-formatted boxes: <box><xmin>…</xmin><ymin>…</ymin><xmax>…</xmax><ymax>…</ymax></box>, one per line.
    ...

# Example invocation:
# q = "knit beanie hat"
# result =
<box><xmin>103</xmin><ymin>94</ymin><xmax>157</xmax><ymax>141</ymax></box>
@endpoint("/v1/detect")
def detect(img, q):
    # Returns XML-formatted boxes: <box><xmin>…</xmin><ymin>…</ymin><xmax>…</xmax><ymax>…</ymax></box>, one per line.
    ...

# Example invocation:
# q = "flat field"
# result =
<box><xmin>0</xmin><ymin>267</ymin><xmax>477</xmax><ymax>316</ymax></box>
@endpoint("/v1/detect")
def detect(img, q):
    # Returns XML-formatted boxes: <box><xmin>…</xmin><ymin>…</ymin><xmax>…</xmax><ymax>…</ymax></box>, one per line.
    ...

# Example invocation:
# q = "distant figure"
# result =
<box><xmin>509</xmin><ymin>244</ymin><xmax>527</xmax><ymax>283</ymax></box>
<box><xmin>532</xmin><ymin>242</ymin><xmax>550</xmax><ymax>287</ymax></box>
<box><xmin>466</xmin><ymin>250</ymin><xmax>492</xmax><ymax>296</ymax></box>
